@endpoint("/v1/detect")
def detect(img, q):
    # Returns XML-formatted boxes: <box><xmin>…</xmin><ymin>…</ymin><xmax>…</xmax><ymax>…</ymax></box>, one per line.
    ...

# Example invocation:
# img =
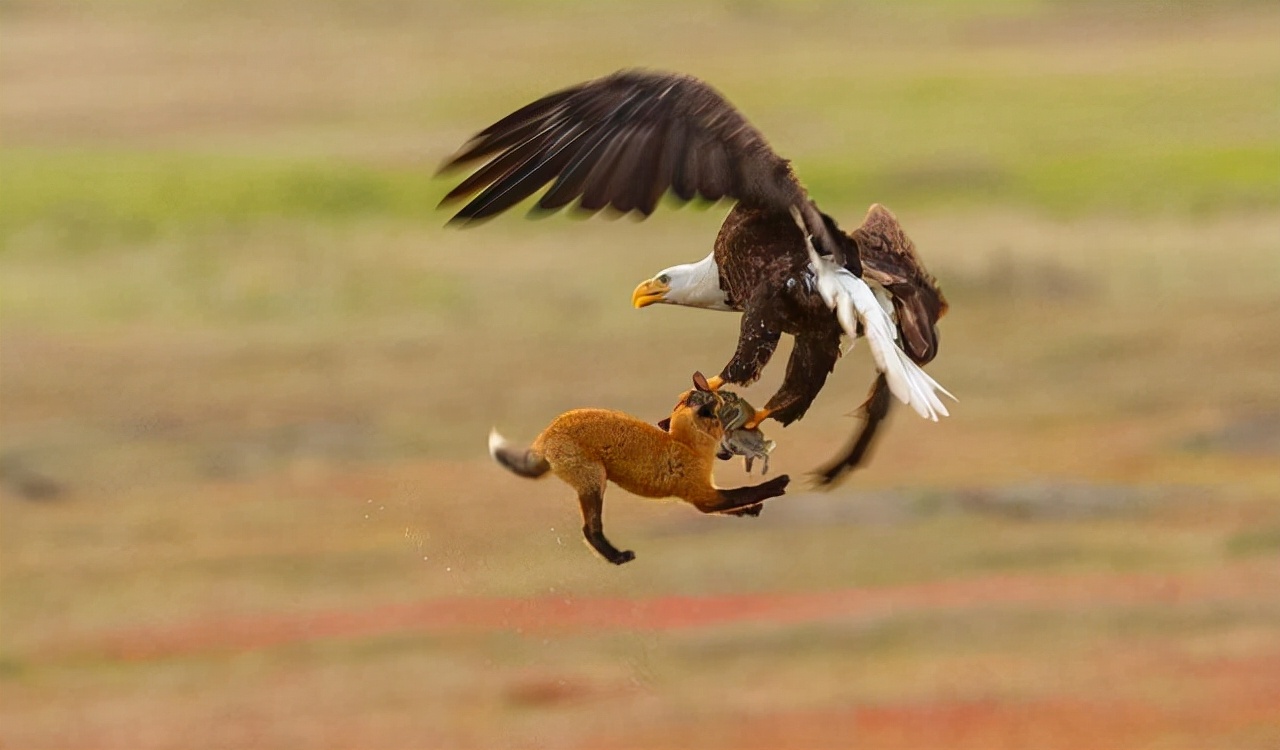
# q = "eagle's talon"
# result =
<box><xmin>743</xmin><ymin>408</ymin><xmax>772</xmax><ymax>431</ymax></box>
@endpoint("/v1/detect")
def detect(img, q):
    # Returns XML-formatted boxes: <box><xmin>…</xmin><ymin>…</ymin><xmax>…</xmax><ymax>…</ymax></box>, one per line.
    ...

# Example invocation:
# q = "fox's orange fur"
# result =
<box><xmin>489</xmin><ymin>381</ymin><xmax>789</xmax><ymax>564</ymax></box>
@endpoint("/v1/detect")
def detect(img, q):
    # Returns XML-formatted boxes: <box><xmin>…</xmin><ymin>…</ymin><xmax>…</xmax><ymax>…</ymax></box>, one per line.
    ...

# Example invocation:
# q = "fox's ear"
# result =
<box><xmin>692</xmin><ymin>371</ymin><xmax>711</xmax><ymax>392</ymax></box>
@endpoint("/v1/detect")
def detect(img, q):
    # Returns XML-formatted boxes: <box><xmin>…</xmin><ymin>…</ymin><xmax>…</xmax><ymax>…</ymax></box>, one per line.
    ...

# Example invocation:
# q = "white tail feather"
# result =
<box><xmin>794</xmin><ymin>213</ymin><xmax>954</xmax><ymax>421</ymax></box>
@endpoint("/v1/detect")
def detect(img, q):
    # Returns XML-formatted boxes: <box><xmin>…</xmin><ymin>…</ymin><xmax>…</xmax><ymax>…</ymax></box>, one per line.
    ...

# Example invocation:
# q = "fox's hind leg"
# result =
<box><xmin>577</xmin><ymin>485</ymin><xmax>635</xmax><ymax>565</ymax></box>
<box><xmin>545</xmin><ymin>435</ymin><xmax>634</xmax><ymax>563</ymax></box>
<box><xmin>549</xmin><ymin>453</ymin><xmax>634</xmax><ymax>565</ymax></box>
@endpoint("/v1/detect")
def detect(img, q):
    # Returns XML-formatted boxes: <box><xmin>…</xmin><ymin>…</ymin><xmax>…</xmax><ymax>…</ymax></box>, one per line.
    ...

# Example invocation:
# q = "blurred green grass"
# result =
<box><xmin>4</xmin><ymin>137</ymin><xmax>1275</xmax><ymax>249</ymax></box>
<box><xmin>0</xmin><ymin>151</ymin><xmax>442</xmax><ymax>247</ymax></box>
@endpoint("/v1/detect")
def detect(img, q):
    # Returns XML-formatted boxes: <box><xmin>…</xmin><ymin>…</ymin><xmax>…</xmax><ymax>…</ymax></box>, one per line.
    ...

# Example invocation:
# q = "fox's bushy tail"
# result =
<box><xmin>488</xmin><ymin>429</ymin><xmax>550</xmax><ymax>478</ymax></box>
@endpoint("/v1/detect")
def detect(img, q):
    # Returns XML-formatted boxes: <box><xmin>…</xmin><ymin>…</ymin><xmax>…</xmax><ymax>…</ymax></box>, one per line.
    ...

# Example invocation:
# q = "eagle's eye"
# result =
<box><xmin>657</xmin><ymin>274</ymin><xmax>670</xmax><ymax>284</ymax></box>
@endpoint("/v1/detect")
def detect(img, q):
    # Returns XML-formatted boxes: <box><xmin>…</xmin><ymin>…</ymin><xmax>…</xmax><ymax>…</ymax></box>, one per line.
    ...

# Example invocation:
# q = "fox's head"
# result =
<box><xmin>668</xmin><ymin>372</ymin><xmax>727</xmax><ymax>442</ymax></box>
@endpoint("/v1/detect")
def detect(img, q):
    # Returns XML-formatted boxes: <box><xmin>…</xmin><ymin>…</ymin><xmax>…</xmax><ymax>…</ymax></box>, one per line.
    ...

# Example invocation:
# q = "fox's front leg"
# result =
<box><xmin>704</xmin><ymin>475</ymin><xmax>791</xmax><ymax>514</ymax></box>
<box><xmin>576</xmin><ymin>486</ymin><xmax>635</xmax><ymax>565</ymax></box>
<box><xmin>686</xmin><ymin>475</ymin><xmax>790</xmax><ymax>515</ymax></box>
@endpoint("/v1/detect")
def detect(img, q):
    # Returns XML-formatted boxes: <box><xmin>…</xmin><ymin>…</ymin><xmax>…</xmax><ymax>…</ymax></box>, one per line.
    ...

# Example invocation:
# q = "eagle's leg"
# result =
<box><xmin>716</xmin><ymin>292</ymin><xmax>782</xmax><ymax>391</ymax></box>
<box><xmin>702</xmin><ymin>377</ymin><xmax>767</xmax><ymax>433</ymax></box>
<box><xmin>742</xmin><ymin>408</ymin><xmax>772</xmax><ymax>431</ymax></box>
<box><xmin>758</xmin><ymin>333</ymin><xmax>843</xmax><ymax>427</ymax></box>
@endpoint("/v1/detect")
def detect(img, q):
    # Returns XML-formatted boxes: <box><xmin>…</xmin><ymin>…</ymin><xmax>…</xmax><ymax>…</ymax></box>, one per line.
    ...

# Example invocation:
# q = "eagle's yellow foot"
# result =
<box><xmin>705</xmin><ymin>375</ymin><xmax>725</xmax><ymax>391</ymax></box>
<box><xmin>743</xmin><ymin>408</ymin><xmax>773</xmax><ymax>430</ymax></box>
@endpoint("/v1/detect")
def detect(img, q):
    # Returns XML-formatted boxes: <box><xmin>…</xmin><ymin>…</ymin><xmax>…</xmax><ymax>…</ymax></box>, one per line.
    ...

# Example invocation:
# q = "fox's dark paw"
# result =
<box><xmin>716</xmin><ymin>447</ymin><xmax>733</xmax><ymax>461</ymax></box>
<box><xmin>765</xmin><ymin>474</ymin><xmax>791</xmax><ymax>497</ymax></box>
<box><xmin>724</xmin><ymin>504</ymin><xmax>763</xmax><ymax>518</ymax></box>
<box><xmin>609</xmin><ymin>549</ymin><xmax>636</xmax><ymax>565</ymax></box>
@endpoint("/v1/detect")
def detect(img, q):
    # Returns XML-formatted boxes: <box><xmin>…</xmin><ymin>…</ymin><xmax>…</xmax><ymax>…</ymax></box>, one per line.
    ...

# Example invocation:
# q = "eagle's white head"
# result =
<box><xmin>631</xmin><ymin>252</ymin><xmax>734</xmax><ymax>312</ymax></box>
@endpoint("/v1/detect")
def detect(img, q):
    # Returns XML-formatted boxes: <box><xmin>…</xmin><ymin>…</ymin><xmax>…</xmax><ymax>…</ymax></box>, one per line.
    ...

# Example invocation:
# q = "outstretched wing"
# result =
<box><xmin>852</xmin><ymin>204</ymin><xmax>949</xmax><ymax>364</ymax></box>
<box><xmin>438</xmin><ymin>69</ymin><xmax>854</xmax><ymax>271</ymax></box>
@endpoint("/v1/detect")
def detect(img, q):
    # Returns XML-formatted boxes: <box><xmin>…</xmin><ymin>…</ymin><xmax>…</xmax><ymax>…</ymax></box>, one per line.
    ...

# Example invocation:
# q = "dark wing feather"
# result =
<box><xmin>443</xmin><ymin>88</ymin><xmax>580</xmax><ymax>166</ymax></box>
<box><xmin>851</xmin><ymin>204</ymin><xmax>948</xmax><ymax>364</ymax></box>
<box><xmin>670</xmin><ymin>128</ymin><xmax>704</xmax><ymax>201</ymax></box>
<box><xmin>698</xmin><ymin>141</ymin><xmax>733</xmax><ymax>201</ymax></box>
<box><xmin>440</xmin><ymin>131</ymin><xmax>555</xmax><ymax>205</ymax></box>
<box><xmin>578</xmin><ymin>133</ymin><xmax>632</xmax><ymax>211</ymax></box>
<box><xmin>812</xmin><ymin>373</ymin><xmax>893</xmax><ymax>487</ymax></box>
<box><xmin>537</xmin><ymin>125</ymin><xmax>619</xmax><ymax>210</ymax></box>
<box><xmin>438</xmin><ymin>70</ymin><xmax>796</xmax><ymax>218</ymax></box>
<box><xmin>438</xmin><ymin>70</ymin><xmax>849</xmax><ymax>264</ymax></box>
<box><xmin>451</xmin><ymin>128</ymin><xmax>583</xmax><ymax>219</ymax></box>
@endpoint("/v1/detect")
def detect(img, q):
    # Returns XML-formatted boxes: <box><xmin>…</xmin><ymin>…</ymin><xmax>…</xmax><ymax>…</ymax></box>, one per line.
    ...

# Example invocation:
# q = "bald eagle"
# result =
<box><xmin>438</xmin><ymin>69</ymin><xmax>951</xmax><ymax>485</ymax></box>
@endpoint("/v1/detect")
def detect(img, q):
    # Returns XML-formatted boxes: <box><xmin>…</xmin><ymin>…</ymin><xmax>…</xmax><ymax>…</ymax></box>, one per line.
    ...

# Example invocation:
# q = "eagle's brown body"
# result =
<box><xmin>491</xmin><ymin>382</ymin><xmax>790</xmax><ymax>564</ymax></box>
<box><xmin>713</xmin><ymin>203</ymin><xmax>946</xmax><ymax>430</ymax></box>
<box><xmin>713</xmin><ymin>205</ymin><xmax>844</xmax><ymax>425</ymax></box>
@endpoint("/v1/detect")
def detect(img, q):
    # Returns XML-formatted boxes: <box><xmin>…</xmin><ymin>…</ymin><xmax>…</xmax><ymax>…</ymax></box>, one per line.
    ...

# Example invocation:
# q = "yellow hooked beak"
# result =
<box><xmin>631</xmin><ymin>278</ymin><xmax>670</xmax><ymax>309</ymax></box>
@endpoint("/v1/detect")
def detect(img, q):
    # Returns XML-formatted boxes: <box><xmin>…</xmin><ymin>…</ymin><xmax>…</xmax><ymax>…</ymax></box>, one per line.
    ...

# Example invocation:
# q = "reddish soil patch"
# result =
<box><xmin>580</xmin><ymin>652</ymin><xmax>1280</xmax><ymax>749</ymax></box>
<box><xmin>59</xmin><ymin>561</ymin><xmax>1280</xmax><ymax>662</ymax></box>
<box><xmin>581</xmin><ymin>691</ymin><xmax>1280</xmax><ymax>750</ymax></box>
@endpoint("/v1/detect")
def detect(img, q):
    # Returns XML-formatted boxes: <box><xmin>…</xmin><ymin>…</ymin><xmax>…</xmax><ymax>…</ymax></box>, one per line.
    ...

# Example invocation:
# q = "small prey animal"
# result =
<box><xmin>658</xmin><ymin>387</ymin><xmax>776</xmax><ymax>474</ymax></box>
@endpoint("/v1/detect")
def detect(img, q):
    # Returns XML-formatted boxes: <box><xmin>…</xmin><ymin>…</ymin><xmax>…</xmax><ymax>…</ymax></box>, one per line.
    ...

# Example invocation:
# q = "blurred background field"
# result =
<box><xmin>2</xmin><ymin>0</ymin><xmax>1279</xmax><ymax>747</ymax></box>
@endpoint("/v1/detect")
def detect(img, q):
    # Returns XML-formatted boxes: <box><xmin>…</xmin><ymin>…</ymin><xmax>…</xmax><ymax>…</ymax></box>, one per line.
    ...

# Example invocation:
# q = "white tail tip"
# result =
<box><xmin>488</xmin><ymin>428</ymin><xmax>507</xmax><ymax>459</ymax></box>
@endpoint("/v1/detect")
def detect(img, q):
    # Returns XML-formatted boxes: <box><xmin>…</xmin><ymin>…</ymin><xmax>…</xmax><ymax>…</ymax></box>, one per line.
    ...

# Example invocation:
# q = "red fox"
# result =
<box><xmin>488</xmin><ymin>373</ymin><xmax>791</xmax><ymax>564</ymax></box>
